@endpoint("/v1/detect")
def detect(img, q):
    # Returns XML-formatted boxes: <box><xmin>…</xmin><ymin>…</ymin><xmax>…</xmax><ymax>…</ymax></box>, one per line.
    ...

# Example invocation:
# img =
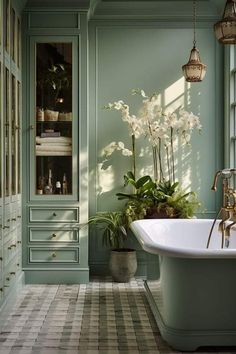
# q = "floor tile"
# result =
<box><xmin>0</xmin><ymin>278</ymin><xmax>233</xmax><ymax>354</ymax></box>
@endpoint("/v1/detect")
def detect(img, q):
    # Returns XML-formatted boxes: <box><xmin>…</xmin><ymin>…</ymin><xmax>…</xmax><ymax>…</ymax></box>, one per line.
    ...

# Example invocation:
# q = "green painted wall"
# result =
<box><xmin>88</xmin><ymin>21</ymin><xmax>223</xmax><ymax>275</ymax></box>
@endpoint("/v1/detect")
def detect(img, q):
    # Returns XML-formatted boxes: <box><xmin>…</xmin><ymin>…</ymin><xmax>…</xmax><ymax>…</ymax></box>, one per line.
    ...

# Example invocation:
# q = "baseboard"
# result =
<box><xmin>24</xmin><ymin>268</ymin><xmax>90</xmax><ymax>284</ymax></box>
<box><xmin>90</xmin><ymin>261</ymin><xmax>147</xmax><ymax>277</ymax></box>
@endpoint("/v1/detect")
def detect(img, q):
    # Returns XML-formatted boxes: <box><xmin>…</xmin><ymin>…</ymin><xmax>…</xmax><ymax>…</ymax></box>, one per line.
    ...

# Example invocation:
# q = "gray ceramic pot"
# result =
<box><xmin>109</xmin><ymin>249</ymin><xmax>137</xmax><ymax>282</ymax></box>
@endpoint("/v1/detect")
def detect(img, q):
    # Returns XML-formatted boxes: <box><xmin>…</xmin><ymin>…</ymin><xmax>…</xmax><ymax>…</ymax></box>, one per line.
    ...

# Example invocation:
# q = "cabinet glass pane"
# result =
<box><xmin>11</xmin><ymin>75</ymin><xmax>16</xmax><ymax>195</ymax></box>
<box><xmin>5</xmin><ymin>68</ymin><xmax>10</xmax><ymax>197</ymax></box>
<box><xmin>10</xmin><ymin>7</ymin><xmax>15</xmax><ymax>61</ymax></box>
<box><xmin>17</xmin><ymin>81</ymin><xmax>21</xmax><ymax>194</ymax></box>
<box><xmin>0</xmin><ymin>64</ymin><xmax>1</xmax><ymax>198</ymax></box>
<box><xmin>4</xmin><ymin>0</ymin><xmax>10</xmax><ymax>53</ymax></box>
<box><xmin>36</xmin><ymin>43</ymin><xmax>73</xmax><ymax>195</ymax></box>
<box><xmin>16</xmin><ymin>17</ymin><xmax>21</xmax><ymax>68</ymax></box>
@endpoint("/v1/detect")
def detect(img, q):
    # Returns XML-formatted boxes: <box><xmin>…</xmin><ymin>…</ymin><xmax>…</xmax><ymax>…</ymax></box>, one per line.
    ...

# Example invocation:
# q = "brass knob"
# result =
<box><xmin>0</xmin><ymin>257</ymin><xmax>2</xmax><ymax>261</ymax></box>
<box><xmin>6</xmin><ymin>277</ymin><xmax>10</xmax><ymax>281</ymax></box>
<box><xmin>51</xmin><ymin>233</ymin><xmax>57</xmax><ymax>238</ymax></box>
<box><xmin>17</xmin><ymin>263</ymin><xmax>20</xmax><ymax>267</ymax></box>
<box><xmin>52</xmin><ymin>212</ymin><xmax>57</xmax><ymax>217</ymax></box>
<box><xmin>0</xmin><ymin>288</ymin><xmax>3</xmax><ymax>292</ymax></box>
<box><xmin>51</xmin><ymin>252</ymin><xmax>57</xmax><ymax>258</ymax></box>
<box><xmin>30</xmin><ymin>125</ymin><xmax>34</xmax><ymax>130</ymax></box>
<box><xmin>7</xmin><ymin>219</ymin><xmax>10</xmax><ymax>222</ymax></box>
<box><xmin>17</xmin><ymin>240</ymin><xmax>21</xmax><ymax>244</ymax></box>
<box><xmin>8</xmin><ymin>246</ymin><xmax>12</xmax><ymax>250</ymax></box>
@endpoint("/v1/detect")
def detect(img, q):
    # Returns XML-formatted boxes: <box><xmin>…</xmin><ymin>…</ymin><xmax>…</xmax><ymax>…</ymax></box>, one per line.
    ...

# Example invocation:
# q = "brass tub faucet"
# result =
<box><xmin>207</xmin><ymin>168</ymin><xmax>236</xmax><ymax>248</ymax></box>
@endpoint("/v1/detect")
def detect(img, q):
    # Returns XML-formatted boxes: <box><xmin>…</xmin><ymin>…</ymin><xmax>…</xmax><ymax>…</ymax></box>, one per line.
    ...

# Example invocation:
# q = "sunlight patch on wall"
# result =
<box><xmin>164</xmin><ymin>77</ymin><xmax>190</xmax><ymax>111</ymax></box>
<box><xmin>98</xmin><ymin>164</ymin><xmax>114</xmax><ymax>193</ymax></box>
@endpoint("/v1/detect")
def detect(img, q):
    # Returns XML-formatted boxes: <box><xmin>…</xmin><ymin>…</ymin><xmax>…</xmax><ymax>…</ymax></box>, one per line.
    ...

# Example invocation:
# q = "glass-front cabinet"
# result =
<box><xmin>31</xmin><ymin>39</ymin><xmax>77</xmax><ymax>199</ymax></box>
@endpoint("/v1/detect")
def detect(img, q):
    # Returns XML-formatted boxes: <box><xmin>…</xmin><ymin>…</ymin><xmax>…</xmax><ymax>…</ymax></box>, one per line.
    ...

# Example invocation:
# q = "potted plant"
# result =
<box><xmin>88</xmin><ymin>211</ymin><xmax>137</xmax><ymax>282</ymax></box>
<box><xmin>117</xmin><ymin>171</ymin><xmax>200</xmax><ymax>223</ymax></box>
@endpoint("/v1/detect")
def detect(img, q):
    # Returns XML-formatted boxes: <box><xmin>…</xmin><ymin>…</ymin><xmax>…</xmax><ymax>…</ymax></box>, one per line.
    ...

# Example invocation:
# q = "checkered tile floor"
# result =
<box><xmin>0</xmin><ymin>278</ymin><xmax>234</xmax><ymax>353</ymax></box>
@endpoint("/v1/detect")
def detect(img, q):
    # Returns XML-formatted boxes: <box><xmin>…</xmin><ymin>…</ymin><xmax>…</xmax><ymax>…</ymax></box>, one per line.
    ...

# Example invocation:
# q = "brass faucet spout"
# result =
<box><xmin>211</xmin><ymin>170</ymin><xmax>222</xmax><ymax>191</ymax></box>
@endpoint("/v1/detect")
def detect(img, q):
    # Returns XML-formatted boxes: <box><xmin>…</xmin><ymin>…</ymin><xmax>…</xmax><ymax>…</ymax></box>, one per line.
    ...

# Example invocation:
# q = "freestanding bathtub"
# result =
<box><xmin>131</xmin><ymin>218</ymin><xmax>236</xmax><ymax>351</ymax></box>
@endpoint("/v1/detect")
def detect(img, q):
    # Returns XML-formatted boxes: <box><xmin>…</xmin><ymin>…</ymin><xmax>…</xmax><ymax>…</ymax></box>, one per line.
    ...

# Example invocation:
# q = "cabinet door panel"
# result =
<box><xmin>29</xmin><ymin>247</ymin><xmax>79</xmax><ymax>263</ymax></box>
<box><xmin>29</xmin><ymin>207</ymin><xmax>79</xmax><ymax>222</ymax></box>
<box><xmin>29</xmin><ymin>228</ymin><xmax>79</xmax><ymax>243</ymax></box>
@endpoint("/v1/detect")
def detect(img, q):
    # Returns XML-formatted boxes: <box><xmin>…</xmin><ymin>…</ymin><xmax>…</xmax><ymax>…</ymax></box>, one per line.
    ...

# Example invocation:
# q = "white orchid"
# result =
<box><xmin>103</xmin><ymin>142</ymin><xmax>117</xmax><ymax>157</ymax></box>
<box><xmin>103</xmin><ymin>141</ymin><xmax>133</xmax><ymax>158</ymax></box>
<box><xmin>104</xmin><ymin>89</ymin><xmax>202</xmax><ymax>182</ymax></box>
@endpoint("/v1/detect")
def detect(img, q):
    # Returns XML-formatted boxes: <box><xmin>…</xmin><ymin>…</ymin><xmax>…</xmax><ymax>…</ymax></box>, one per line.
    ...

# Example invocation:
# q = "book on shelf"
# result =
<box><xmin>41</xmin><ymin>132</ymin><xmax>61</xmax><ymax>138</ymax></box>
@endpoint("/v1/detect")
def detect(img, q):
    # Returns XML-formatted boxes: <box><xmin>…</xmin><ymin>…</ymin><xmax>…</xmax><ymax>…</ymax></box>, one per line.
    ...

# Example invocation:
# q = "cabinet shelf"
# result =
<box><xmin>36</xmin><ymin>121</ymin><xmax>72</xmax><ymax>123</ymax></box>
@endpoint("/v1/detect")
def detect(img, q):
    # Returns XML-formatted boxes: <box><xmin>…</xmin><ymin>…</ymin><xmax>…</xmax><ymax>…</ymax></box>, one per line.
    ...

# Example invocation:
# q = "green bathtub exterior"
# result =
<box><xmin>145</xmin><ymin>256</ymin><xmax>236</xmax><ymax>351</ymax></box>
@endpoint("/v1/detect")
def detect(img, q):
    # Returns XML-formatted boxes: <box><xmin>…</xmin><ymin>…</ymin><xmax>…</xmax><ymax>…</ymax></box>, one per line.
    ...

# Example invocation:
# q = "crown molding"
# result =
<box><xmin>23</xmin><ymin>0</ymin><xmax>223</xmax><ymax>21</ymax></box>
<box><xmin>89</xmin><ymin>0</ymin><xmax>222</xmax><ymax>20</ymax></box>
<box><xmin>24</xmin><ymin>0</ymin><xmax>90</xmax><ymax>11</ymax></box>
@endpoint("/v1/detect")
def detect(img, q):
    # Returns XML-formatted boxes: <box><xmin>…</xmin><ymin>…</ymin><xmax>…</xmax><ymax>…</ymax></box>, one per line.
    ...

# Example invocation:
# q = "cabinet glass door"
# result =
<box><xmin>35</xmin><ymin>42</ymin><xmax>73</xmax><ymax>196</ymax></box>
<box><xmin>11</xmin><ymin>74</ymin><xmax>16</xmax><ymax>196</ymax></box>
<box><xmin>17</xmin><ymin>81</ymin><xmax>21</xmax><ymax>194</ymax></box>
<box><xmin>4</xmin><ymin>68</ymin><xmax>10</xmax><ymax>197</ymax></box>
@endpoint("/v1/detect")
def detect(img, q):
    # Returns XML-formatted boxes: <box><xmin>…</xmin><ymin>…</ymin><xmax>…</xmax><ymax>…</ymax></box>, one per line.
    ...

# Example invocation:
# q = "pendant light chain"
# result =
<box><xmin>193</xmin><ymin>0</ymin><xmax>196</xmax><ymax>48</ymax></box>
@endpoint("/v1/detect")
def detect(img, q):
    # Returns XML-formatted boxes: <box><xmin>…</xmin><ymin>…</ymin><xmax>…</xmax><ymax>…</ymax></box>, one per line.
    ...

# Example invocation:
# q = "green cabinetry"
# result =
<box><xmin>0</xmin><ymin>0</ymin><xmax>24</xmax><ymax>311</ymax></box>
<box><xmin>22</xmin><ymin>8</ymin><xmax>89</xmax><ymax>283</ymax></box>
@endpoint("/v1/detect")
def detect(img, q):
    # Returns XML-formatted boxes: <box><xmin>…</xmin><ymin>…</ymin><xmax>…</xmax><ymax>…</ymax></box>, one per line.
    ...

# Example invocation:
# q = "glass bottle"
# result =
<box><xmin>62</xmin><ymin>173</ymin><xmax>68</xmax><ymax>195</ymax></box>
<box><xmin>55</xmin><ymin>181</ymin><xmax>61</xmax><ymax>194</ymax></box>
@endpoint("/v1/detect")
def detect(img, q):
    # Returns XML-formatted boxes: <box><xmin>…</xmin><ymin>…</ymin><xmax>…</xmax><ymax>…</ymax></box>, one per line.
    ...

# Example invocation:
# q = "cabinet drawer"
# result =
<box><xmin>29</xmin><ymin>228</ymin><xmax>79</xmax><ymax>243</ymax></box>
<box><xmin>29</xmin><ymin>247</ymin><xmax>79</xmax><ymax>263</ymax></box>
<box><xmin>29</xmin><ymin>207</ymin><xmax>79</xmax><ymax>222</ymax></box>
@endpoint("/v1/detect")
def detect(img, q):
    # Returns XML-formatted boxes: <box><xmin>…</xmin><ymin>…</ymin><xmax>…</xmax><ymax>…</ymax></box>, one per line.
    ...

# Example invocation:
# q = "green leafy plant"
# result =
<box><xmin>88</xmin><ymin>211</ymin><xmax>128</xmax><ymax>249</ymax></box>
<box><xmin>117</xmin><ymin>171</ymin><xmax>200</xmax><ymax>223</ymax></box>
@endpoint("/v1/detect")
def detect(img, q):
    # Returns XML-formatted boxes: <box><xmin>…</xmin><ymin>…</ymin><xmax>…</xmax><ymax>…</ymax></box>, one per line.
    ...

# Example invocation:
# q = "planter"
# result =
<box><xmin>145</xmin><ymin>207</ymin><xmax>180</xmax><ymax>219</ymax></box>
<box><xmin>109</xmin><ymin>248</ymin><xmax>137</xmax><ymax>282</ymax></box>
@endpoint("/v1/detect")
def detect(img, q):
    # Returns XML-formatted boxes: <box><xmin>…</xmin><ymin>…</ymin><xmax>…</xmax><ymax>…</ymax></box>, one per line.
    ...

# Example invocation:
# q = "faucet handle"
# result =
<box><xmin>221</xmin><ymin>169</ymin><xmax>232</xmax><ymax>178</ymax></box>
<box><xmin>212</xmin><ymin>169</ymin><xmax>233</xmax><ymax>191</ymax></box>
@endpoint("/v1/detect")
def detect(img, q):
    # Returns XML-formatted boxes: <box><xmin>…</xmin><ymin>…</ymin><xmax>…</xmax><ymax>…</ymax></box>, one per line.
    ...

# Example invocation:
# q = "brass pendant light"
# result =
<box><xmin>214</xmin><ymin>0</ymin><xmax>236</xmax><ymax>44</ymax></box>
<box><xmin>182</xmin><ymin>0</ymin><xmax>206</xmax><ymax>82</ymax></box>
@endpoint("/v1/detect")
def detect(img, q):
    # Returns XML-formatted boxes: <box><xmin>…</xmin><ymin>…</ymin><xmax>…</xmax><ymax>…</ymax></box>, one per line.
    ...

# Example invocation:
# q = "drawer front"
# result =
<box><xmin>29</xmin><ymin>208</ymin><xmax>79</xmax><ymax>223</ymax></box>
<box><xmin>29</xmin><ymin>228</ymin><xmax>79</xmax><ymax>243</ymax></box>
<box><xmin>29</xmin><ymin>248</ymin><xmax>79</xmax><ymax>263</ymax></box>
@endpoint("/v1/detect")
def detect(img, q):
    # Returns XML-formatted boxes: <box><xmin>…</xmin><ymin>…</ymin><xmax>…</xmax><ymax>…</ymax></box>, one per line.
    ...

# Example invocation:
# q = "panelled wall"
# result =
<box><xmin>0</xmin><ymin>0</ymin><xmax>24</xmax><ymax>311</ymax></box>
<box><xmin>88</xmin><ymin>18</ymin><xmax>224</xmax><ymax>275</ymax></box>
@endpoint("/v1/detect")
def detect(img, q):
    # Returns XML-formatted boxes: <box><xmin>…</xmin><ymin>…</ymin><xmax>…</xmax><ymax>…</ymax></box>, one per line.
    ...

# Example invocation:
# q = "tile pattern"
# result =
<box><xmin>0</xmin><ymin>278</ymin><xmax>234</xmax><ymax>354</ymax></box>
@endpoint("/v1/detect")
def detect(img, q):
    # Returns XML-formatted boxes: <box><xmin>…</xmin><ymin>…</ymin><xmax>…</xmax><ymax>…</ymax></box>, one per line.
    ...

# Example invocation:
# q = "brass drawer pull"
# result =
<box><xmin>17</xmin><ymin>240</ymin><xmax>21</xmax><ymax>244</ymax></box>
<box><xmin>51</xmin><ymin>252</ymin><xmax>57</xmax><ymax>258</ymax></box>
<box><xmin>17</xmin><ymin>215</ymin><xmax>21</xmax><ymax>218</ymax></box>
<box><xmin>11</xmin><ymin>218</ymin><xmax>16</xmax><ymax>221</ymax></box>
<box><xmin>51</xmin><ymin>233</ymin><xmax>57</xmax><ymax>238</ymax></box>
<box><xmin>52</xmin><ymin>212</ymin><xmax>57</xmax><ymax>217</ymax></box>
<box><xmin>11</xmin><ymin>244</ymin><xmax>16</xmax><ymax>248</ymax></box>
<box><xmin>10</xmin><ymin>272</ymin><xmax>15</xmax><ymax>275</ymax></box>
<box><xmin>8</xmin><ymin>246</ymin><xmax>12</xmax><ymax>250</ymax></box>
<box><xmin>3</xmin><ymin>226</ymin><xmax>10</xmax><ymax>229</ymax></box>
